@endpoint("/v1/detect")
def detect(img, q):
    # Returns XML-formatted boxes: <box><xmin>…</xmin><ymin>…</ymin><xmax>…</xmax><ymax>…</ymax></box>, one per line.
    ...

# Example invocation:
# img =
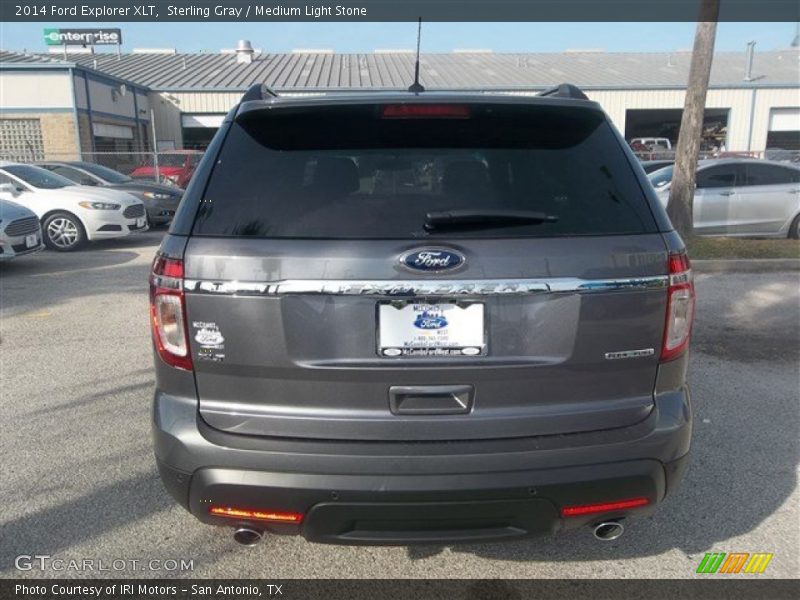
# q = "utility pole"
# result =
<box><xmin>667</xmin><ymin>0</ymin><xmax>720</xmax><ymax>238</ymax></box>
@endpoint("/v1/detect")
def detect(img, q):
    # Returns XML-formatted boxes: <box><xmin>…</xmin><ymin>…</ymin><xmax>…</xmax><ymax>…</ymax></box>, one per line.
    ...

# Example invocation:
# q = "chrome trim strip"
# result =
<box><xmin>183</xmin><ymin>276</ymin><xmax>667</xmax><ymax>297</ymax></box>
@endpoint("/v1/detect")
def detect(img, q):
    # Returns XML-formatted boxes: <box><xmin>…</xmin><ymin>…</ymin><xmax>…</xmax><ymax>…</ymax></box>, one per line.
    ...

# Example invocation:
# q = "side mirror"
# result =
<box><xmin>0</xmin><ymin>183</ymin><xmax>20</xmax><ymax>197</ymax></box>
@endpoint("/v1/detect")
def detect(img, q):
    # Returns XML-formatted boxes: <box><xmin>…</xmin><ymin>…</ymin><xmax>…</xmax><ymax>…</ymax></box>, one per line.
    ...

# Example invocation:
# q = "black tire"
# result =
<box><xmin>789</xmin><ymin>214</ymin><xmax>800</xmax><ymax>240</ymax></box>
<box><xmin>42</xmin><ymin>211</ymin><xmax>86</xmax><ymax>252</ymax></box>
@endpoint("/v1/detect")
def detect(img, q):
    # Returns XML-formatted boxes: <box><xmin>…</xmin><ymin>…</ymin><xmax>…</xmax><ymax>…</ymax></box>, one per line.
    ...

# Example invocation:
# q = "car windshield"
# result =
<box><xmin>4</xmin><ymin>164</ymin><xmax>75</xmax><ymax>189</ymax></box>
<box><xmin>648</xmin><ymin>165</ymin><xmax>674</xmax><ymax>189</ymax></box>
<box><xmin>77</xmin><ymin>162</ymin><xmax>132</xmax><ymax>184</ymax></box>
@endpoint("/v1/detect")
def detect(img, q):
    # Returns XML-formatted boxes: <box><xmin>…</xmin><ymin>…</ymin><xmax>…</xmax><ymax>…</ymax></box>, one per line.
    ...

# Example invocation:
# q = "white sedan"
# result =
<box><xmin>0</xmin><ymin>161</ymin><xmax>148</xmax><ymax>251</ymax></box>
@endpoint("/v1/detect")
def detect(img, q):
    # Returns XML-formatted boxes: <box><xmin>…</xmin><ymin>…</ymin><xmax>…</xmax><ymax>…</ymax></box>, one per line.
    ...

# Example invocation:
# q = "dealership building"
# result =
<box><xmin>1</xmin><ymin>43</ymin><xmax>798</xmax><ymax>159</ymax></box>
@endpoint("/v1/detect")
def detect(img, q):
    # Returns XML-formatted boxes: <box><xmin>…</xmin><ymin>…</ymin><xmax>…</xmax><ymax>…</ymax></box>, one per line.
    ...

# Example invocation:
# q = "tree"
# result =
<box><xmin>667</xmin><ymin>0</ymin><xmax>720</xmax><ymax>238</ymax></box>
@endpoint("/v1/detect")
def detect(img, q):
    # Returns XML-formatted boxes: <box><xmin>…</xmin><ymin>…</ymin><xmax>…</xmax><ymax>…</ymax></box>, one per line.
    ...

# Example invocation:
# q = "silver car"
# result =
<box><xmin>649</xmin><ymin>159</ymin><xmax>800</xmax><ymax>238</ymax></box>
<box><xmin>0</xmin><ymin>198</ymin><xmax>43</xmax><ymax>260</ymax></box>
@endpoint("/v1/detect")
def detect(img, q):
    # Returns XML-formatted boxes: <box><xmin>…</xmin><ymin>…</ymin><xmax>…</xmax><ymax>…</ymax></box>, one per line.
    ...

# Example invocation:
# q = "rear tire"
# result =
<box><xmin>43</xmin><ymin>211</ymin><xmax>86</xmax><ymax>252</ymax></box>
<box><xmin>789</xmin><ymin>214</ymin><xmax>800</xmax><ymax>239</ymax></box>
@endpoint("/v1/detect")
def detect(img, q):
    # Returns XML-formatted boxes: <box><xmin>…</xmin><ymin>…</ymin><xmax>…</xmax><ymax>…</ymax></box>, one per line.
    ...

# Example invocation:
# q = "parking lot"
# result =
<box><xmin>0</xmin><ymin>229</ymin><xmax>797</xmax><ymax>579</ymax></box>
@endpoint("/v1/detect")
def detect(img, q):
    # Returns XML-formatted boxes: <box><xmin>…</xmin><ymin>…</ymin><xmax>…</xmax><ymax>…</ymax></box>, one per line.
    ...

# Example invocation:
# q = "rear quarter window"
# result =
<box><xmin>743</xmin><ymin>163</ymin><xmax>800</xmax><ymax>186</ymax></box>
<box><xmin>192</xmin><ymin>103</ymin><xmax>657</xmax><ymax>239</ymax></box>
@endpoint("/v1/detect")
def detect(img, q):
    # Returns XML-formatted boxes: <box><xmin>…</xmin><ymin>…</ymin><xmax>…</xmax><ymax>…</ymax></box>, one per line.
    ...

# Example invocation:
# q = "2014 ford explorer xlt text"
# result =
<box><xmin>151</xmin><ymin>84</ymin><xmax>695</xmax><ymax>546</ymax></box>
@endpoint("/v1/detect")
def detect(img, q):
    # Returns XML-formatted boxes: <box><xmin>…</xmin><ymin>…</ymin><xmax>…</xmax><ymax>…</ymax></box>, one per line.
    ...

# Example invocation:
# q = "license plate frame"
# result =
<box><xmin>377</xmin><ymin>300</ymin><xmax>487</xmax><ymax>358</ymax></box>
<box><xmin>25</xmin><ymin>234</ymin><xmax>38</xmax><ymax>248</ymax></box>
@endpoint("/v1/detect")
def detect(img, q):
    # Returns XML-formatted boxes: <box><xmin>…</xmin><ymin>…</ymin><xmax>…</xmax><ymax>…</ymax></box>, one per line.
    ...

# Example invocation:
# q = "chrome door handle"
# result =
<box><xmin>719</xmin><ymin>191</ymin><xmax>735</xmax><ymax>196</ymax></box>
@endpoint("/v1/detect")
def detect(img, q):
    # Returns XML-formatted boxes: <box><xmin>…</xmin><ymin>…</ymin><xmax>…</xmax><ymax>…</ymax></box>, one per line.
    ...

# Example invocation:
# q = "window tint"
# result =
<box><xmin>697</xmin><ymin>165</ymin><xmax>738</xmax><ymax>189</ymax></box>
<box><xmin>76</xmin><ymin>162</ymin><xmax>131</xmax><ymax>184</ymax></box>
<box><xmin>743</xmin><ymin>163</ymin><xmax>800</xmax><ymax>186</ymax></box>
<box><xmin>52</xmin><ymin>166</ymin><xmax>97</xmax><ymax>186</ymax></box>
<box><xmin>2</xmin><ymin>165</ymin><xmax>74</xmax><ymax>189</ymax></box>
<box><xmin>193</xmin><ymin>104</ymin><xmax>656</xmax><ymax>239</ymax></box>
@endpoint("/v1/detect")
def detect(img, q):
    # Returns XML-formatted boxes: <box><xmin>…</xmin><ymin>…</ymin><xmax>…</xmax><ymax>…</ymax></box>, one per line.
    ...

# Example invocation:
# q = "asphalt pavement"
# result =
<box><xmin>0</xmin><ymin>229</ymin><xmax>797</xmax><ymax>579</ymax></box>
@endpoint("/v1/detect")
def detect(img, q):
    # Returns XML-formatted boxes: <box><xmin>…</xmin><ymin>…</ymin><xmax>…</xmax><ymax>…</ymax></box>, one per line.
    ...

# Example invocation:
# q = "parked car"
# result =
<box><xmin>630</xmin><ymin>137</ymin><xmax>672</xmax><ymax>151</ymax></box>
<box><xmin>649</xmin><ymin>159</ymin><xmax>800</xmax><ymax>238</ymax></box>
<box><xmin>0</xmin><ymin>198</ymin><xmax>43</xmax><ymax>260</ymax></box>
<box><xmin>151</xmin><ymin>84</ymin><xmax>694</xmax><ymax>546</ymax></box>
<box><xmin>0</xmin><ymin>162</ymin><xmax>148</xmax><ymax>251</ymax></box>
<box><xmin>130</xmin><ymin>150</ymin><xmax>202</xmax><ymax>189</ymax></box>
<box><xmin>640</xmin><ymin>159</ymin><xmax>674</xmax><ymax>174</ymax></box>
<box><xmin>37</xmin><ymin>161</ymin><xmax>182</xmax><ymax>226</ymax></box>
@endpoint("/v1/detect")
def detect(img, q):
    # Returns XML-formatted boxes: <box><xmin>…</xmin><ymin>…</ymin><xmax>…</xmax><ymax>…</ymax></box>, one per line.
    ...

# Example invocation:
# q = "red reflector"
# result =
<box><xmin>561</xmin><ymin>497</ymin><xmax>649</xmax><ymax>517</ymax></box>
<box><xmin>381</xmin><ymin>104</ymin><xmax>470</xmax><ymax>119</ymax></box>
<box><xmin>209</xmin><ymin>506</ymin><xmax>304</xmax><ymax>523</ymax></box>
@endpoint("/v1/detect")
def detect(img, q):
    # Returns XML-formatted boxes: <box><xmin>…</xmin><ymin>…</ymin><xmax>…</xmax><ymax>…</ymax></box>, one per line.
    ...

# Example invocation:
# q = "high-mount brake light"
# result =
<box><xmin>150</xmin><ymin>255</ymin><xmax>192</xmax><ymax>371</ymax></box>
<box><xmin>561</xmin><ymin>497</ymin><xmax>650</xmax><ymax>517</ymax></box>
<box><xmin>209</xmin><ymin>506</ymin><xmax>304</xmax><ymax>523</ymax></box>
<box><xmin>381</xmin><ymin>104</ymin><xmax>470</xmax><ymax>119</ymax></box>
<box><xmin>661</xmin><ymin>251</ymin><xmax>695</xmax><ymax>361</ymax></box>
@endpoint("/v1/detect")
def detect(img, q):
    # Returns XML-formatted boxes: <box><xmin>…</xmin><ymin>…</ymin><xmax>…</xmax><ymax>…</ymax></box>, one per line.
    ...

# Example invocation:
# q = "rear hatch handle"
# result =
<box><xmin>389</xmin><ymin>385</ymin><xmax>474</xmax><ymax>415</ymax></box>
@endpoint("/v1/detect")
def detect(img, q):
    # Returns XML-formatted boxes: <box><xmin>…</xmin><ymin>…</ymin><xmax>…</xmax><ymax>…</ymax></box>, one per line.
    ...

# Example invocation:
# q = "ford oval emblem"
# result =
<box><xmin>401</xmin><ymin>248</ymin><xmax>465</xmax><ymax>273</ymax></box>
<box><xmin>413</xmin><ymin>311</ymin><xmax>449</xmax><ymax>330</ymax></box>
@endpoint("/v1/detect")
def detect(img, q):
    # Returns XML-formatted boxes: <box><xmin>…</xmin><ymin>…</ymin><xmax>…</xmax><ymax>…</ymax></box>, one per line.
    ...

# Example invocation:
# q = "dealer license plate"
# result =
<box><xmin>378</xmin><ymin>302</ymin><xmax>485</xmax><ymax>357</ymax></box>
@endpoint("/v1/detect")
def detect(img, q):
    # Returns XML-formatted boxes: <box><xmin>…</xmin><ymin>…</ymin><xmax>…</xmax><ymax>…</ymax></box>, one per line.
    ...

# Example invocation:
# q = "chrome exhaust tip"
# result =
<box><xmin>592</xmin><ymin>520</ymin><xmax>624</xmax><ymax>541</ymax></box>
<box><xmin>233</xmin><ymin>527</ymin><xmax>264</xmax><ymax>546</ymax></box>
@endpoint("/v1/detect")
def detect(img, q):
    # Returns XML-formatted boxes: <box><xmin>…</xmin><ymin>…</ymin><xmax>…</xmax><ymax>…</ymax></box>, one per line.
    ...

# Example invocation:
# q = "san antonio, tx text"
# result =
<box><xmin>168</xmin><ymin>4</ymin><xmax>368</xmax><ymax>17</ymax></box>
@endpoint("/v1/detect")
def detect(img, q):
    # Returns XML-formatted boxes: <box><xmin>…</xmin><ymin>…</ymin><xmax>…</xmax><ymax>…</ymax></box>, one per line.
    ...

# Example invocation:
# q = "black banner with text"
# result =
<box><xmin>1</xmin><ymin>0</ymin><xmax>799</xmax><ymax>22</ymax></box>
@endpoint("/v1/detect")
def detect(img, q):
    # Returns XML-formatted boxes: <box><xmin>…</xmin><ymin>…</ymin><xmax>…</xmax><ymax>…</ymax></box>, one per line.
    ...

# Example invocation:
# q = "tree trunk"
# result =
<box><xmin>667</xmin><ymin>0</ymin><xmax>720</xmax><ymax>239</ymax></box>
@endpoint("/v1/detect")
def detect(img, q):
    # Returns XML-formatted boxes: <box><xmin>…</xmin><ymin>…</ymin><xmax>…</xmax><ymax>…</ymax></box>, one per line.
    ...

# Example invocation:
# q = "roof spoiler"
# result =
<box><xmin>537</xmin><ymin>83</ymin><xmax>588</xmax><ymax>100</ymax></box>
<box><xmin>241</xmin><ymin>83</ymin><xmax>279</xmax><ymax>102</ymax></box>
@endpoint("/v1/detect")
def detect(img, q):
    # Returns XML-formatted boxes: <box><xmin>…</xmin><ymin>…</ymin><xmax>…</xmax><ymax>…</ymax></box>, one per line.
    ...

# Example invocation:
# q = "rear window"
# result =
<box><xmin>192</xmin><ymin>103</ymin><xmax>657</xmax><ymax>239</ymax></box>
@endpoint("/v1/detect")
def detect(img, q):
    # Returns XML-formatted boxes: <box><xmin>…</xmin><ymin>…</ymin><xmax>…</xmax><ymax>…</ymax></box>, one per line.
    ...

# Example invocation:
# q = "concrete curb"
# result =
<box><xmin>692</xmin><ymin>258</ymin><xmax>800</xmax><ymax>273</ymax></box>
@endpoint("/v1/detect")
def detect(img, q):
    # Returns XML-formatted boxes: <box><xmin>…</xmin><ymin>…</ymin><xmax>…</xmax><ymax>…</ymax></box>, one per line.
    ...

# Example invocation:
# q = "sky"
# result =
<box><xmin>1</xmin><ymin>22</ymin><xmax>797</xmax><ymax>54</ymax></box>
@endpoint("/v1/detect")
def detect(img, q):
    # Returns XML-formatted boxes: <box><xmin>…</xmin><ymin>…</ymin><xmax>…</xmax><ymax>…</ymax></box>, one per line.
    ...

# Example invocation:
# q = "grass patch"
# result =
<box><xmin>686</xmin><ymin>236</ymin><xmax>800</xmax><ymax>260</ymax></box>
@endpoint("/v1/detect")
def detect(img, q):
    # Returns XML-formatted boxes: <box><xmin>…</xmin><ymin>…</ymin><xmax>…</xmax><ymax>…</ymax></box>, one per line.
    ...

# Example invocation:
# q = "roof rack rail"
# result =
<box><xmin>241</xmin><ymin>83</ymin><xmax>279</xmax><ymax>102</ymax></box>
<box><xmin>537</xmin><ymin>83</ymin><xmax>589</xmax><ymax>100</ymax></box>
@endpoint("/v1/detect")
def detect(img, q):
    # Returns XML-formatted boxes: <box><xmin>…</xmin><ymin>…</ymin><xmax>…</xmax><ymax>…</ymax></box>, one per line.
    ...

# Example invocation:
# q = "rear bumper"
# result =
<box><xmin>153</xmin><ymin>387</ymin><xmax>691</xmax><ymax>545</ymax></box>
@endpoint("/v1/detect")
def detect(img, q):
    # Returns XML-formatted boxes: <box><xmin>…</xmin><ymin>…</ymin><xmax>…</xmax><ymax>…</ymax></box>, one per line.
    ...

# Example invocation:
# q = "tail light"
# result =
<box><xmin>661</xmin><ymin>251</ymin><xmax>695</xmax><ymax>361</ymax></box>
<box><xmin>150</xmin><ymin>255</ymin><xmax>192</xmax><ymax>371</ymax></box>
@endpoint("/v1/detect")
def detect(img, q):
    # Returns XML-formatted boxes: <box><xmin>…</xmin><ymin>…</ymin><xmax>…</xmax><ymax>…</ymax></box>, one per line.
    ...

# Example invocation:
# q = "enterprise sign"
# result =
<box><xmin>44</xmin><ymin>28</ymin><xmax>122</xmax><ymax>46</ymax></box>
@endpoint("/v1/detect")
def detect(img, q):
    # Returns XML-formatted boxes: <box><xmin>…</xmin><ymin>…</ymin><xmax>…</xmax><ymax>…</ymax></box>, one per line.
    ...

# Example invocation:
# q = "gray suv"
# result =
<box><xmin>151</xmin><ymin>84</ymin><xmax>695</xmax><ymax>546</ymax></box>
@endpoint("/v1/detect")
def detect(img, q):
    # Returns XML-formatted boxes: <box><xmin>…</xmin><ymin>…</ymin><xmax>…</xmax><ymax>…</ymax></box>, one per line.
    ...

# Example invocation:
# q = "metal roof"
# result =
<box><xmin>1</xmin><ymin>48</ymin><xmax>798</xmax><ymax>92</ymax></box>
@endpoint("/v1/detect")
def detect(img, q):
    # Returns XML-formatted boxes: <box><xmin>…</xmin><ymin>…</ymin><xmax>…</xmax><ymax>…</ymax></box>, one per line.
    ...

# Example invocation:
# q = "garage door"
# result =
<box><xmin>767</xmin><ymin>108</ymin><xmax>800</xmax><ymax>156</ymax></box>
<box><xmin>92</xmin><ymin>122</ymin><xmax>133</xmax><ymax>139</ymax></box>
<box><xmin>181</xmin><ymin>114</ymin><xmax>225</xmax><ymax>128</ymax></box>
<box><xmin>769</xmin><ymin>108</ymin><xmax>800</xmax><ymax>132</ymax></box>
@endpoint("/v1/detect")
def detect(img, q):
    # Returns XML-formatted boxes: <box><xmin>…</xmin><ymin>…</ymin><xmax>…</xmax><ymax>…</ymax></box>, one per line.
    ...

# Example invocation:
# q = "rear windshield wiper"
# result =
<box><xmin>424</xmin><ymin>209</ymin><xmax>558</xmax><ymax>231</ymax></box>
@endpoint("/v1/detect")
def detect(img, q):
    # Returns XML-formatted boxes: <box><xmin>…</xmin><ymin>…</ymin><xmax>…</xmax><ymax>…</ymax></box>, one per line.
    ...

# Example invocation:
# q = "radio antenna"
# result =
<box><xmin>408</xmin><ymin>17</ymin><xmax>425</xmax><ymax>93</ymax></box>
